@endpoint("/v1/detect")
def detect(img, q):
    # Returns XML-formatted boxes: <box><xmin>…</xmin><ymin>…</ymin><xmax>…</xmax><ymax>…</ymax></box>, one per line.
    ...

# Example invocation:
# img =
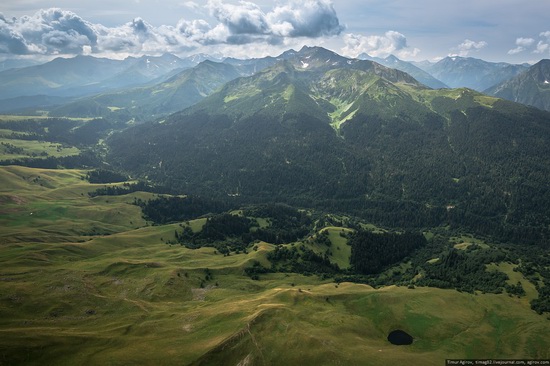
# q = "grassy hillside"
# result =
<box><xmin>1</xmin><ymin>166</ymin><xmax>549</xmax><ymax>365</ymax></box>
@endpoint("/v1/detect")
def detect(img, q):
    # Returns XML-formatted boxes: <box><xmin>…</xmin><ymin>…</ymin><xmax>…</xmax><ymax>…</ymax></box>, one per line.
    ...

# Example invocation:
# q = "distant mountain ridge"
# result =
<box><xmin>421</xmin><ymin>56</ymin><xmax>528</xmax><ymax>91</ymax></box>
<box><xmin>0</xmin><ymin>53</ymin><xmax>195</xmax><ymax>100</ymax></box>
<box><xmin>485</xmin><ymin>59</ymin><xmax>550</xmax><ymax>111</ymax></box>
<box><xmin>49</xmin><ymin>60</ymin><xmax>246</xmax><ymax>119</ymax></box>
<box><xmin>358</xmin><ymin>53</ymin><xmax>448</xmax><ymax>89</ymax></box>
<box><xmin>3</xmin><ymin>47</ymin><xmax>549</xmax><ymax>121</ymax></box>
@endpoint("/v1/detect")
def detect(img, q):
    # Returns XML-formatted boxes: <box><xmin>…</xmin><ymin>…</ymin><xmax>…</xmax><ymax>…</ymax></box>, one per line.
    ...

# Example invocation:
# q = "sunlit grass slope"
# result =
<box><xmin>0</xmin><ymin>166</ymin><xmax>549</xmax><ymax>365</ymax></box>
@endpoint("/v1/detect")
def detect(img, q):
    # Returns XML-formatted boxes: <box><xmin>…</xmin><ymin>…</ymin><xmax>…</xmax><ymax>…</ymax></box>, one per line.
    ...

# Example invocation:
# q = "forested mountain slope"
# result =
<box><xmin>108</xmin><ymin>47</ymin><xmax>550</xmax><ymax>245</ymax></box>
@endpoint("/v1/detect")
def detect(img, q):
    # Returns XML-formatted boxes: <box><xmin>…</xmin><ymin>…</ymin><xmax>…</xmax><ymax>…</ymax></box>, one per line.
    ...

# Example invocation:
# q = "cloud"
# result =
<box><xmin>508</xmin><ymin>37</ymin><xmax>535</xmax><ymax>55</ymax></box>
<box><xmin>177</xmin><ymin>19</ymin><xmax>214</xmax><ymax>41</ymax></box>
<box><xmin>0</xmin><ymin>1</ymin><xmax>343</xmax><ymax>57</ymax></box>
<box><xmin>535</xmin><ymin>31</ymin><xmax>550</xmax><ymax>54</ymax></box>
<box><xmin>208</xmin><ymin>0</ymin><xmax>269</xmax><ymax>35</ymax></box>
<box><xmin>450</xmin><ymin>39</ymin><xmax>487</xmax><ymax>57</ymax></box>
<box><xmin>93</xmin><ymin>17</ymin><xmax>205</xmax><ymax>56</ymax></box>
<box><xmin>182</xmin><ymin>1</ymin><xmax>200</xmax><ymax>10</ymax></box>
<box><xmin>507</xmin><ymin>31</ymin><xmax>550</xmax><ymax>56</ymax></box>
<box><xmin>267</xmin><ymin>0</ymin><xmax>344</xmax><ymax>38</ymax></box>
<box><xmin>21</xmin><ymin>8</ymin><xmax>97</xmax><ymax>53</ymax></box>
<box><xmin>0</xmin><ymin>17</ymin><xmax>31</xmax><ymax>54</ymax></box>
<box><xmin>341</xmin><ymin>31</ymin><xmax>419</xmax><ymax>59</ymax></box>
<box><xmin>204</xmin><ymin>0</ymin><xmax>343</xmax><ymax>44</ymax></box>
<box><xmin>534</xmin><ymin>41</ymin><xmax>549</xmax><ymax>54</ymax></box>
<box><xmin>0</xmin><ymin>8</ymin><xmax>97</xmax><ymax>55</ymax></box>
<box><xmin>516</xmin><ymin>37</ymin><xmax>536</xmax><ymax>47</ymax></box>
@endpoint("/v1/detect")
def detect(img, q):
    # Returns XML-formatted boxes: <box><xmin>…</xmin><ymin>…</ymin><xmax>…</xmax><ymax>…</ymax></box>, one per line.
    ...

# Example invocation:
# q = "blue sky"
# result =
<box><xmin>1</xmin><ymin>0</ymin><xmax>549</xmax><ymax>63</ymax></box>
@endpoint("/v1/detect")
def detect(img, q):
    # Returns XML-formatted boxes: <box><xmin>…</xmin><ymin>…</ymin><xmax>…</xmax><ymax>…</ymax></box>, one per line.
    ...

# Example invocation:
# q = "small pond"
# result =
<box><xmin>387</xmin><ymin>330</ymin><xmax>413</xmax><ymax>345</ymax></box>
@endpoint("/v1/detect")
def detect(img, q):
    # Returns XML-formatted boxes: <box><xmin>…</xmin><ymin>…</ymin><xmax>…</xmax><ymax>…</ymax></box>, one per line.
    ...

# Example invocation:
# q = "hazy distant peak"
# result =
<box><xmin>385</xmin><ymin>55</ymin><xmax>400</xmax><ymax>63</ymax></box>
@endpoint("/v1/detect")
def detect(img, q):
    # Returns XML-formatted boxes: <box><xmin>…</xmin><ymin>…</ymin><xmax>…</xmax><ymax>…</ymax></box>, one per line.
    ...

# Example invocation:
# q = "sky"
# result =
<box><xmin>1</xmin><ymin>0</ymin><xmax>549</xmax><ymax>64</ymax></box>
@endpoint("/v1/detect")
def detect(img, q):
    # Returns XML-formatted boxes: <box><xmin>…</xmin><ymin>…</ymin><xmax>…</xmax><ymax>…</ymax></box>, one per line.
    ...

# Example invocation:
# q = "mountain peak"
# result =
<box><xmin>442</xmin><ymin>55</ymin><xmax>467</xmax><ymax>63</ymax></box>
<box><xmin>486</xmin><ymin>58</ymin><xmax>550</xmax><ymax>110</ymax></box>
<box><xmin>297</xmin><ymin>46</ymin><xmax>342</xmax><ymax>59</ymax></box>
<box><xmin>532</xmin><ymin>58</ymin><xmax>550</xmax><ymax>70</ymax></box>
<box><xmin>385</xmin><ymin>55</ymin><xmax>400</xmax><ymax>63</ymax></box>
<box><xmin>277</xmin><ymin>46</ymin><xmax>353</xmax><ymax>71</ymax></box>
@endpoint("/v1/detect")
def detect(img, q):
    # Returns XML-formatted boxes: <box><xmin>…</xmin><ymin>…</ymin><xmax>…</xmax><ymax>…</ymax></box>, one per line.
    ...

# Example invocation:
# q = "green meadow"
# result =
<box><xmin>1</xmin><ymin>166</ymin><xmax>549</xmax><ymax>365</ymax></box>
<box><xmin>0</xmin><ymin>138</ymin><xmax>80</xmax><ymax>161</ymax></box>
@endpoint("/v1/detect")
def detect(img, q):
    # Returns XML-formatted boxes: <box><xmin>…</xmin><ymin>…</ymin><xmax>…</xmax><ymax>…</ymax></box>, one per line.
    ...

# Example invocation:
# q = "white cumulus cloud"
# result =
<box><xmin>341</xmin><ymin>31</ymin><xmax>419</xmax><ymax>59</ymax></box>
<box><xmin>0</xmin><ymin>8</ymin><xmax>97</xmax><ymax>55</ymax></box>
<box><xmin>534</xmin><ymin>40</ymin><xmax>549</xmax><ymax>54</ymax></box>
<box><xmin>267</xmin><ymin>0</ymin><xmax>344</xmax><ymax>38</ymax></box>
<box><xmin>450</xmin><ymin>39</ymin><xmax>487</xmax><ymax>57</ymax></box>
<box><xmin>0</xmin><ymin>1</ymin><xmax>344</xmax><ymax>57</ymax></box>
<box><xmin>508</xmin><ymin>37</ymin><xmax>535</xmax><ymax>55</ymax></box>
<box><xmin>534</xmin><ymin>31</ymin><xmax>550</xmax><ymax>55</ymax></box>
<box><xmin>208</xmin><ymin>0</ymin><xmax>270</xmax><ymax>36</ymax></box>
<box><xmin>507</xmin><ymin>31</ymin><xmax>550</xmax><ymax>56</ymax></box>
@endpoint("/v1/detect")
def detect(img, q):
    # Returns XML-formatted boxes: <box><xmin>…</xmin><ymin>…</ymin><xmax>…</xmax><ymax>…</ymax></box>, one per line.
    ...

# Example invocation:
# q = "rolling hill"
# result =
<box><xmin>1</xmin><ymin>165</ymin><xmax>549</xmax><ymax>365</ymax></box>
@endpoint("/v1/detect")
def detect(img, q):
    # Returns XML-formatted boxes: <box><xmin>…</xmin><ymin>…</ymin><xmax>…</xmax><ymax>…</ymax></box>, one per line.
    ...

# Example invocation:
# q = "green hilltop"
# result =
<box><xmin>1</xmin><ymin>166</ymin><xmax>549</xmax><ymax>365</ymax></box>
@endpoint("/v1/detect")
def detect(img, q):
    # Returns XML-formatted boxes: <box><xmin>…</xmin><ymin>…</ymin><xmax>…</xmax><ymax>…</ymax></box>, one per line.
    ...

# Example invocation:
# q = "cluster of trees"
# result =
<box><xmin>175</xmin><ymin>205</ymin><xmax>315</xmax><ymax>254</ymax></box>
<box><xmin>89</xmin><ymin>182</ymin><xmax>154</xmax><ymax>197</ymax></box>
<box><xmin>507</xmin><ymin>245</ymin><xmax>550</xmax><ymax>314</ymax></box>
<box><xmin>241</xmin><ymin>204</ymin><xmax>312</xmax><ymax>244</ymax></box>
<box><xmin>0</xmin><ymin>142</ymin><xmax>25</xmax><ymax>155</ymax></box>
<box><xmin>0</xmin><ymin>117</ymin><xmax>119</xmax><ymax>146</ymax></box>
<box><xmin>177</xmin><ymin>213</ymin><xmax>253</xmax><ymax>253</ymax></box>
<box><xmin>136</xmin><ymin>195</ymin><xmax>228</xmax><ymax>224</ymax></box>
<box><xmin>531</xmin><ymin>282</ymin><xmax>550</xmax><ymax>314</ymax></box>
<box><xmin>266</xmin><ymin>244</ymin><xmax>340</xmax><ymax>275</ymax></box>
<box><xmin>0</xmin><ymin>151</ymin><xmax>100</xmax><ymax>169</ymax></box>
<box><xmin>85</xmin><ymin>169</ymin><xmax>128</xmax><ymax>184</ymax></box>
<box><xmin>244</xmin><ymin>260</ymin><xmax>271</xmax><ymax>280</ymax></box>
<box><xmin>333</xmin><ymin>234</ymin><xmax>527</xmax><ymax>297</ymax></box>
<box><xmin>416</xmin><ymin>247</ymin><xmax>509</xmax><ymax>293</ymax></box>
<box><xmin>349</xmin><ymin>230</ymin><xmax>426</xmax><ymax>274</ymax></box>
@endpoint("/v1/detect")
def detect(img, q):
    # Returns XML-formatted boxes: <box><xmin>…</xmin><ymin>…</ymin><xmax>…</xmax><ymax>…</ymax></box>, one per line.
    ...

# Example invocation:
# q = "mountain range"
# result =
<box><xmin>48</xmin><ymin>60</ymin><xmax>246</xmax><ymax>119</ymax></box>
<box><xmin>31</xmin><ymin>47</ymin><xmax>419</xmax><ymax>119</ymax></box>
<box><xmin>485</xmin><ymin>59</ymin><xmax>550</xmax><ymax>111</ymax></box>
<box><xmin>419</xmin><ymin>56</ymin><xmax>529</xmax><ymax>91</ymax></box>
<box><xmin>0</xmin><ymin>53</ymin><xmax>197</xmax><ymax>101</ymax></box>
<box><xmin>3</xmin><ymin>49</ymin><xmax>550</xmax><ymax>116</ymax></box>
<box><xmin>358</xmin><ymin>53</ymin><xmax>448</xmax><ymax>89</ymax></box>
<box><xmin>107</xmin><ymin>46</ymin><xmax>550</xmax><ymax>244</ymax></box>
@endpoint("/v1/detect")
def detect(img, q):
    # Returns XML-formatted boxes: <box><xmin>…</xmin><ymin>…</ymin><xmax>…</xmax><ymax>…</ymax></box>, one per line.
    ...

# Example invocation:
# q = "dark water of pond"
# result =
<box><xmin>387</xmin><ymin>330</ymin><xmax>413</xmax><ymax>345</ymax></box>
